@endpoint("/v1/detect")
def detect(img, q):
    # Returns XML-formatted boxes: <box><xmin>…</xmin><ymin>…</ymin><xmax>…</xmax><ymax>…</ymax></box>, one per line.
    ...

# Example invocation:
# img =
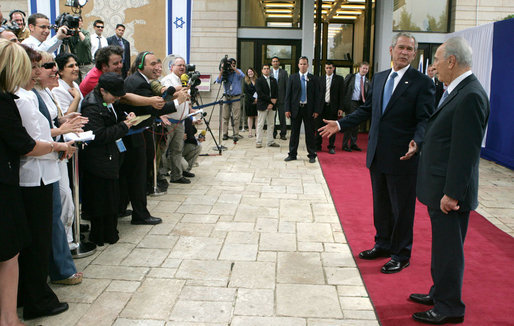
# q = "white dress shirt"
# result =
<box><xmin>161</xmin><ymin>72</ymin><xmax>188</xmax><ymax>121</ymax></box>
<box><xmin>446</xmin><ymin>70</ymin><xmax>473</xmax><ymax>95</ymax></box>
<box><xmin>22</xmin><ymin>34</ymin><xmax>62</xmax><ymax>54</ymax></box>
<box><xmin>386</xmin><ymin>64</ymin><xmax>410</xmax><ymax>93</ymax></box>
<box><xmin>90</xmin><ymin>34</ymin><xmax>108</xmax><ymax>59</ymax></box>
<box><xmin>52</xmin><ymin>79</ymin><xmax>83</xmax><ymax>114</ymax></box>
<box><xmin>14</xmin><ymin>88</ymin><xmax>60</xmax><ymax>187</ymax></box>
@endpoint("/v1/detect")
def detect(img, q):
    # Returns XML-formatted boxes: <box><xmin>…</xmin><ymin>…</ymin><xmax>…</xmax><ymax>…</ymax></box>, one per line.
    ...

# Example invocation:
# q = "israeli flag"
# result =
<box><xmin>28</xmin><ymin>0</ymin><xmax>59</xmax><ymax>35</ymax></box>
<box><xmin>167</xmin><ymin>0</ymin><xmax>192</xmax><ymax>63</ymax></box>
<box><xmin>418</xmin><ymin>53</ymin><xmax>424</xmax><ymax>74</ymax></box>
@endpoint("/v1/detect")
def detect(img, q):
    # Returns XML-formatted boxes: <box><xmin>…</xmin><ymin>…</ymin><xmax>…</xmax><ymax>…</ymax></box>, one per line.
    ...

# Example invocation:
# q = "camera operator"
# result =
<box><xmin>160</xmin><ymin>57</ymin><xmax>194</xmax><ymax>184</ymax></box>
<box><xmin>215</xmin><ymin>57</ymin><xmax>245</xmax><ymax>140</ymax></box>
<box><xmin>66</xmin><ymin>17</ymin><xmax>93</xmax><ymax>81</ymax></box>
<box><xmin>22</xmin><ymin>13</ymin><xmax>70</xmax><ymax>53</ymax></box>
<box><xmin>9</xmin><ymin>9</ymin><xmax>30</xmax><ymax>42</ymax></box>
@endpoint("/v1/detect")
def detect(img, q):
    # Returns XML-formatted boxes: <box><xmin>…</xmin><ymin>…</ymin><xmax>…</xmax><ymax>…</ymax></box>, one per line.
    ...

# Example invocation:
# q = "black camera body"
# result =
<box><xmin>187</xmin><ymin>65</ymin><xmax>202</xmax><ymax>102</ymax></box>
<box><xmin>219</xmin><ymin>55</ymin><xmax>232</xmax><ymax>83</ymax></box>
<box><xmin>1</xmin><ymin>21</ymin><xmax>21</xmax><ymax>34</ymax></box>
<box><xmin>53</xmin><ymin>13</ymin><xmax>80</xmax><ymax>36</ymax></box>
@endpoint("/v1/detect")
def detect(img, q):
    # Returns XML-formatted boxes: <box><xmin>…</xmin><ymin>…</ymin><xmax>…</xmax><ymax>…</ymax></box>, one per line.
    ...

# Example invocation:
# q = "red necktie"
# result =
<box><xmin>360</xmin><ymin>77</ymin><xmax>366</xmax><ymax>102</ymax></box>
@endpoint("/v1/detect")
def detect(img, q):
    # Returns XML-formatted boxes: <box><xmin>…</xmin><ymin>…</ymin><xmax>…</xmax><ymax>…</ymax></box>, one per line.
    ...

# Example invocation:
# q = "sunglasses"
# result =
<box><xmin>95</xmin><ymin>25</ymin><xmax>104</xmax><ymax>29</ymax></box>
<box><xmin>41</xmin><ymin>62</ymin><xmax>56</xmax><ymax>69</ymax></box>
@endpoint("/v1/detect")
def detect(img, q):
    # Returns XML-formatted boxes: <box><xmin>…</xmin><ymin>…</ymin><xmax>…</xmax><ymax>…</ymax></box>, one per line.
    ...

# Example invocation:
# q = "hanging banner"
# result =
<box><xmin>166</xmin><ymin>0</ymin><xmax>192</xmax><ymax>63</ymax></box>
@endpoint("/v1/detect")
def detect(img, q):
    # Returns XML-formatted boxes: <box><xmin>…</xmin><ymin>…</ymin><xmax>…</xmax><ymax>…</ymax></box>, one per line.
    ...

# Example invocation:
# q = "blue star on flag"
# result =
<box><xmin>174</xmin><ymin>17</ymin><xmax>185</xmax><ymax>29</ymax></box>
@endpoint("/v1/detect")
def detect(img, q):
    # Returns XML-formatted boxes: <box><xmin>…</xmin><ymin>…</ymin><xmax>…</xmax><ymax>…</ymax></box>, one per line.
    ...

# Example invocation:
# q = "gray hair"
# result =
<box><xmin>443</xmin><ymin>36</ymin><xmax>472</xmax><ymax>68</ymax></box>
<box><xmin>391</xmin><ymin>32</ymin><xmax>418</xmax><ymax>51</ymax></box>
<box><xmin>173</xmin><ymin>56</ymin><xmax>185</xmax><ymax>66</ymax></box>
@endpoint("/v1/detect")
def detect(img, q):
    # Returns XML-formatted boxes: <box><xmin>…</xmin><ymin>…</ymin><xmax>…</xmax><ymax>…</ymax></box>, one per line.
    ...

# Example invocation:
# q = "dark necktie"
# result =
<box><xmin>382</xmin><ymin>71</ymin><xmax>398</xmax><ymax>113</ymax></box>
<box><xmin>97</xmin><ymin>36</ymin><xmax>102</xmax><ymax>52</ymax></box>
<box><xmin>300</xmin><ymin>74</ymin><xmax>306</xmax><ymax>103</ymax></box>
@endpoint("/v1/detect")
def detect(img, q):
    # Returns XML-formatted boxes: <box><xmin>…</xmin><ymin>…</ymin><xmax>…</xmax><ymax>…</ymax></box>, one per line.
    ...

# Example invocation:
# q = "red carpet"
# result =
<box><xmin>317</xmin><ymin>133</ymin><xmax>514</xmax><ymax>325</ymax></box>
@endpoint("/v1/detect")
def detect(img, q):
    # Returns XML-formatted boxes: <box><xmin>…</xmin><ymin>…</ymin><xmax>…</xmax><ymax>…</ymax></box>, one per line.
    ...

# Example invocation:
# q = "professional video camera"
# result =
<box><xmin>219</xmin><ymin>55</ymin><xmax>232</xmax><ymax>83</ymax></box>
<box><xmin>52</xmin><ymin>13</ymin><xmax>80</xmax><ymax>36</ymax></box>
<box><xmin>185</xmin><ymin>64</ymin><xmax>202</xmax><ymax>103</ymax></box>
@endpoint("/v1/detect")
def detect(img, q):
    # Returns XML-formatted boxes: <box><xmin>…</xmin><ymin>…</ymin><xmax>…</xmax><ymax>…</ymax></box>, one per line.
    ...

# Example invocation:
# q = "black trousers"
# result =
<box><xmin>342</xmin><ymin>100</ymin><xmax>361</xmax><ymax>147</ymax></box>
<box><xmin>369</xmin><ymin>163</ymin><xmax>417</xmax><ymax>262</ymax></box>
<box><xmin>119</xmin><ymin>145</ymin><xmax>151</xmax><ymax>221</ymax></box>
<box><xmin>428</xmin><ymin>207</ymin><xmax>469</xmax><ymax>317</ymax></box>
<box><xmin>273</xmin><ymin>103</ymin><xmax>287</xmax><ymax>137</ymax></box>
<box><xmin>19</xmin><ymin>183</ymin><xmax>60</xmax><ymax>313</ymax></box>
<box><xmin>314</xmin><ymin>103</ymin><xmax>338</xmax><ymax>150</ymax></box>
<box><xmin>288</xmin><ymin>106</ymin><xmax>316</xmax><ymax>159</ymax></box>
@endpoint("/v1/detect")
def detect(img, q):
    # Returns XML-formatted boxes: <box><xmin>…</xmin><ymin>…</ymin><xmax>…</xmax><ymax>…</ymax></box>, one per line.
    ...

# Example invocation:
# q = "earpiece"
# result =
<box><xmin>138</xmin><ymin>51</ymin><xmax>150</xmax><ymax>69</ymax></box>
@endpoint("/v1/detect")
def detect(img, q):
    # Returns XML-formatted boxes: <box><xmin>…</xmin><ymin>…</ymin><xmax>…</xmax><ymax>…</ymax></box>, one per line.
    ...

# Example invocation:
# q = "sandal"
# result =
<box><xmin>52</xmin><ymin>272</ymin><xmax>83</xmax><ymax>285</ymax></box>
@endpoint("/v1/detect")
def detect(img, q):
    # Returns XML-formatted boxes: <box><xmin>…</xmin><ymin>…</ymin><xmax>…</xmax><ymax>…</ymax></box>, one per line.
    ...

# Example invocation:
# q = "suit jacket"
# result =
<box><xmin>285</xmin><ymin>72</ymin><xmax>320</xmax><ymax>119</ymax></box>
<box><xmin>433</xmin><ymin>77</ymin><xmax>445</xmax><ymax>104</ymax></box>
<box><xmin>417</xmin><ymin>74</ymin><xmax>489</xmax><ymax>211</ymax></box>
<box><xmin>343</xmin><ymin>73</ymin><xmax>370</xmax><ymax>113</ymax></box>
<box><xmin>272</xmin><ymin>68</ymin><xmax>288</xmax><ymax>105</ymax></box>
<box><xmin>255</xmin><ymin>75</ymin><xmax>278</xmax><ymax>111</ymax></box>
<box><xmin>121</xmin><ymin>71</ymin><xmax>176</xmax><ymax>148</ymax></box>
<box><xmin>107</xmin><ymin>35</ymin><xmax>131</xmax><ymax>77</ymax></box>
<box><xmin>319</xmin><ymin>73</ymin><xmax>345</xmax><ymax>117</ymax></box>
<box><xmin>338</xmin><ymin>66</ymin><xmax>435</xmax><ymax>174</ymax></box>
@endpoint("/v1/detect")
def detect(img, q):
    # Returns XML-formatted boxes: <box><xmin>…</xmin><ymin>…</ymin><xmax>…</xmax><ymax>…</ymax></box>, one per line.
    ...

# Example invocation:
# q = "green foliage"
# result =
<box><xmin>502</xmin><ymin>14</ymin><xmax>514</xmax><ymax>21</ymax></box>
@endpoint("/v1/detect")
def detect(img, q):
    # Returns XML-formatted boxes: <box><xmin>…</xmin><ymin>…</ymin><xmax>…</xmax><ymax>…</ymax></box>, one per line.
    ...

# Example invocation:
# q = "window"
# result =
<box><xmin>240</xmin><ymin>0</ymin><xmax>302</xmax><ymax>28</ymax></box>
<box><xmin>327</xmin><ymin>24</ymin><xmax>353</xmax><ymax>60</ymax></box>
<box><xmin>393</xmin><ymin>0</ymin><xmax>450</xmax><ymax>32</ymax></box>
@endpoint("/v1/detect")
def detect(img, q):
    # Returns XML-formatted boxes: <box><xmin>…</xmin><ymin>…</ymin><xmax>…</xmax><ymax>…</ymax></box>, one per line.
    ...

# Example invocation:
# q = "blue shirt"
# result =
<box><xmin>216</xmin><ymin>69</ymin><xmax>245</xmax><ymax>96</ymax></box>
<box><xmin>352</xmin><ymin>73</ymin><xmax>365</xmax><ymax>101</ymax></box>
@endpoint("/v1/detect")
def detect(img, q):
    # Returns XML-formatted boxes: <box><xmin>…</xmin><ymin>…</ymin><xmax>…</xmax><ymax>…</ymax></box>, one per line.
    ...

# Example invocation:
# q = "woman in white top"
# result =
<box><xmin>34</xmin><ymin>51</ymin><xmax>87</xmax><ymax>286</ymax></box>
<box><xmin>15</xmin><ymin>44</ymin><xmax>75</xmax><ymax>320</ymax></box>
<box><xmin>52</xmin><ymin>53</ymin><xmax>83</xmax><ymax>114</ymax></box>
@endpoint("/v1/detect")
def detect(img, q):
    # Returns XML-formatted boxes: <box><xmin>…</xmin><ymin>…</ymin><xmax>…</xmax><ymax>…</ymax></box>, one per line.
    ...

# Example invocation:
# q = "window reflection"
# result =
<box><xmin>240</xmin><ymin>0</ymin><xmax>302</xmax><ymax>28</ymax></box>
<box><xmin>393</xmin><ymin>0</ymin><xmax>450</xmax><ymax>32</ymax></box>
<box><xmin>327</xmin><ymin>24</ymin><xmax>353</xmax><ymax>60</ymax></box>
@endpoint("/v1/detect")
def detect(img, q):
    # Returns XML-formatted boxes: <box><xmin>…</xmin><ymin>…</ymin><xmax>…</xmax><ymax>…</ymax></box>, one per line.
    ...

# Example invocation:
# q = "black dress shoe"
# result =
<box><xmin>284</xmin><ymin>156</ymin><xmax>297</xmax><ymax>162</ymax></box>
<box><xmin>350</xmin><ymin>144</ymin><xmax>362</xmax><ymax>151</ymax></box>
<box><xmin>410</xmin><ymin>293</ymin><xmax>434</xmax><ymax>305</ymax></box>
<box><xmin>182</xmin><ymin>171</ymin><xmax>195</xmax><ymax>178</ymax></box>
<box><xmin>280</xmin><ymin>135</ymin><xmax>287</xmax><ymax>140</ymax></box>
<box><xmin>343</xmin><ymin>145</ymin><xmax>352</xmax><ymax>152</ymax></box>
<box><xmin>222</xmin><ymin>134</ymin><xmax>229</xmax><ymax>140</ymax></box>
<box><xmin>309</xmin><ymin>157</ymin><xmax>316</xmax><ymax>163</ymax></box>
<box><xmin>412</xmin><ymin>309</ymin><xmax>464</xmax><ymax>324</ymax></box>
<box><xmin>381</xmin><ymin>259</ymin><xmax>410</xmax><ymax>274</ymax></box>
<box><xmin>171</xmin><ymin>177</ymin><xmax>191</xmax><ymax>184</ymax></box>
<box><xmin>329</xmin><ymin>148</ymin><xmax>335</xmax><ymax>154</ymax></box>
<box><xmin>358</xmin><ymin>247</ymin><xmax>390</xmax><ymax>260</ymax></box>
<box><xmin>23</xmin><ymin>302</ymin><xmax>69</xmax><ymax>320</ymax></box>
<box><xmin>118</xmin><ymin>209</ymin><xmax>133</xmax><ymax>218</ymax></box>
<box><xmin>131</xmin><ymin>216</ymin><xmax>162</xmax><ymax>225</ymax></box>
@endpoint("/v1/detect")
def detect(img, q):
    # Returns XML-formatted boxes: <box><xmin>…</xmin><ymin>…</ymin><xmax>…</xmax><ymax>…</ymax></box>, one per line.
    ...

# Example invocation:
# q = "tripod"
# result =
<box><xmin>191</xmin><ymin>92</ymin><xmax>223</xmax><ymax>155</ymax></box>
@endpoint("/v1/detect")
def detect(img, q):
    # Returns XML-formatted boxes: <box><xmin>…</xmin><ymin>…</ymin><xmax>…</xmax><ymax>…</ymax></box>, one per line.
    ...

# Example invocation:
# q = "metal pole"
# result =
<box><xmin>150</xmin><ymin>123</ymin><xmax>166</xmax><ymax>196</ymax></box>
<box><xmin>71</xmin><ymin>144</ymin><xmax>97</xmax><ymax>258</ymax></box>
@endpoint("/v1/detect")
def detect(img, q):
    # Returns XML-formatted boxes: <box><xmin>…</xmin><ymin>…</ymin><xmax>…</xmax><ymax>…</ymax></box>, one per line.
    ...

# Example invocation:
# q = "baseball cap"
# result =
<box><xmin>98</xmin><ymin>72</ymin><xmax>126</xmax><ymax>97</ymax></box>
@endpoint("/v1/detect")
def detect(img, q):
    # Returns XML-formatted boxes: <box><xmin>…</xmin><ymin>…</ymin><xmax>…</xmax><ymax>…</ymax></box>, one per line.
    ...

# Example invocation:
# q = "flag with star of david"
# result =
<box><xmin>167</xmin><ymin>0</ymin><xmax>192</xmax><ymax>63</ymax></box>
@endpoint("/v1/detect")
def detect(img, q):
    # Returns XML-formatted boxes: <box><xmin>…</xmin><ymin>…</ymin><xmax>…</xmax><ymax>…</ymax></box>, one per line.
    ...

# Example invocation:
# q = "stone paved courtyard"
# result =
<box><xmin>22</xmin><ymin>133</ymin><xmax>513</xmax><ymax>326</ymax></box>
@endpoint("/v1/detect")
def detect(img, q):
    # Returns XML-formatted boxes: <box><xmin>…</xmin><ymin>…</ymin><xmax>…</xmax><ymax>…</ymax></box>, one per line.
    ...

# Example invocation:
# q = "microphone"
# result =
<box><xmin>180</xmin><ymin>74</ymin><xmax>189</xmax><ymax>86</ymax></box>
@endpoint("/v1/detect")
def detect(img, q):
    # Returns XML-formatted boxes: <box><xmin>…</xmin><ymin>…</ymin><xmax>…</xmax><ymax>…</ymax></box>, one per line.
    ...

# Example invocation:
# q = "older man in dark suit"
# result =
<box><xmin>315</xmin><ymin>61</ymin><xmax>345</xmax><ymax>154</ymax></box>
<box><xmin>107</xmin><ymin>24</ymin><xmax>130</xmax><ymax>78</ymax></box>
<box><xmin>284</xmin><ymin>56</ymin><xmax>320</xmax><ymax>163</ymax></box>
<box><xmin>271</xmin><ymin>56</ymin><xmax>289</xmax><ymax>140</ymax></box>
<box><xmin>410</xmin><ymin>37</ymin><xmax>490</xmax><ymax>325</ymax></box>
<box><xmin>319</xmin><ymin>32</ymin><xmax>435</xmax><ymax>273</ymax></box>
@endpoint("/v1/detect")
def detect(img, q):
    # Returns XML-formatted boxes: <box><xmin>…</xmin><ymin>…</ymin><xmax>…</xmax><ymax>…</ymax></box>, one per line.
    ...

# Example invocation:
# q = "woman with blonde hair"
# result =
<box><xmin>0</xmin><ymin>40</ymin><xmax>71</xmax><ymax>325</ymax></box>
<box><xmin>244</xmin><ymin>67</ymin><xmax>258</xmax><ymax>137</ymax></box>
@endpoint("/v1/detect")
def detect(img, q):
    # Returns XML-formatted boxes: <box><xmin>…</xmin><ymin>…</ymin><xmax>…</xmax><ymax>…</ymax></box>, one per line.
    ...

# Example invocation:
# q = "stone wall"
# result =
<box><xmin>452</xmin><ymin>0</ymin><xmax>514</xmax><ymax>31</ymax></box>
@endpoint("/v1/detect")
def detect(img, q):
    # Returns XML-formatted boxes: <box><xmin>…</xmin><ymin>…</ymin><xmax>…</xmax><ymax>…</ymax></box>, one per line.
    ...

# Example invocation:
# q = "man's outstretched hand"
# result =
<box><xmin>318</xmin><ymin>119</ymin><xmax>339</xmax><ymax>138</ymax></box>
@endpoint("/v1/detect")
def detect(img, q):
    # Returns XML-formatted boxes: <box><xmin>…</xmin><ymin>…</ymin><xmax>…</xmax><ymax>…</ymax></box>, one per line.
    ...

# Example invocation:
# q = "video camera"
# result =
<box><xmin>185</xmin><ymin>64</ymin><xmax>202</xmax><ymax>103</ymax></box>
<box><xmin>52</xmin><ymin>13</ymin><xmax>80</xmax><ymax>36</ymax></box>
<box><xmin>219</xmin><ymin>55</ymin><xmax>232</xmax><ymax>83</ymax></box>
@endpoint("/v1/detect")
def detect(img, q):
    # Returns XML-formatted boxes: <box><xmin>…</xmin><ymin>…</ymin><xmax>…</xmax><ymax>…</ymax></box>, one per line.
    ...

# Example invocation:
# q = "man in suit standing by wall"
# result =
<box><xmin>315</xmin><ymin>61</ymin><xmax>345</xmax><ymax>154</ymax></box>
<box><xmin>341</xmin><ymin>61</ymin><xmax>370</xmax><ymax>152</ymax></box>
<box><xmin>284</xmin><ymin>56</ymin><xmax>320</xmax><ymax>163</ymax></box>
<box><xmin>271</xmin><ymin>56</ymin><xmax>289</xmax><ymax>140</ymax></box>
<box><xmin>319</xmin><ymin>32</ymin><xmax>435</xmax><ymax>273</ymax></box>
<box><xmin>410</xmin><ymin>37</ymin><xmax>489</xmax><ymax>325</ymax></box>
<box><xmin>255</xmin><ymin>63</ymin><xmax>280</xmax><ymax>148</ymax></box>
<box><xmin>107</xmin><ymin>24</ymin><xmax>131</xmax><ymax>79</ymax></box>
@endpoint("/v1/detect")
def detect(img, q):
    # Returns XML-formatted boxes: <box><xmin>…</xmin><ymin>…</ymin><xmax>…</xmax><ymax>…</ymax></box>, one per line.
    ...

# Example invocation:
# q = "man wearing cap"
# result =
<box><xmin>215</xmin><ymin>58</ymin><xmax>245</xmax><ymax>140</ymax></box>
<box><xmin>119</xmin><ymin>51</ymin><xmax>181</xmax><ymax>225</ymax></box>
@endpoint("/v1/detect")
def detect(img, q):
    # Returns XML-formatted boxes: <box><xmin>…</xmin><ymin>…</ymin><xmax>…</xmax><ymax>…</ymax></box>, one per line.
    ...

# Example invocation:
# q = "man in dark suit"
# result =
<box><xmin>284</xmin><ymin>56</ymin><xmax>320</xmax><ymax>163</ymax></box>
<box><xmin>255</xmin><ymin>63</ymin><xmax>279</xmax><ymax>148</ymax></box>
<box><xmin>427</xmin><ymin>63</ymin><xmax>445</xmax><ymax>104</ymax></box>
<box><xmin>342</xmin><ymin>61</ymin><xmax>370</xmax><ymax>152</ymax></box>
<box><xmin>107</xmin><ymin>24</ymin><xmax>130</xmax><ymax>78</ymax></box>
<box><xmin>410</xmin><ymin>37</ymin><xmax>490</xmax><ymax>325</ymax></box>
<box><xmin>315</xmin><ymin>61</ymin><xmax>345</xmax><ymax>154</ymax></box>
<box><xmin>271</xmin><ymin>56</ymin><xmax>289</xmax><ymax>140</ymax></box>
<box><xmin>120</xmin><ymin>51</ymin><xmax>178</xmax><ymax>225</ymax></box>
<box><xmin>319</xmin><ymin>33</ymin><xmax>435</xmax><ymax>273</ymax></box>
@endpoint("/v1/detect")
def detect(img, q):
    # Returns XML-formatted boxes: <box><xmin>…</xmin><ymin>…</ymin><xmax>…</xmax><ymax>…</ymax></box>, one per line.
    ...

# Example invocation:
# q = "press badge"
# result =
<box><xmin>116</xmin><ymin>139</ymin><xmax>126</xmax><ymax>152</ymax></box>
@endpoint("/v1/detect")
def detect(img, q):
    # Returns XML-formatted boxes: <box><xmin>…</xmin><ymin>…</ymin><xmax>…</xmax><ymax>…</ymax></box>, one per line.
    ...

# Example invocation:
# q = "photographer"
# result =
<box><xmin>9</xmin><ymin>9</ymin><xmax>30</xmax><ymax>42</ymax></box>
<box><xmin>22</xmin><ymin>13</ymin><xmax>70</xmax><ymax>53</ymax></box>
<box><xmin>215</xmin><ymin>57</ymin><xmax>245</xmax><ymax>140</ymax></box>
<box><xmin>66</xmin><ymin>17</ymin><xmax>93</xmax><ymax>81</ymax></box>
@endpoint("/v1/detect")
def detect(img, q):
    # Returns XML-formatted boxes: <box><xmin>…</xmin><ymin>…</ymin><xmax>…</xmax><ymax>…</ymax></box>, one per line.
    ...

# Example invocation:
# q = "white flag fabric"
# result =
<box><xmin>167</xmin><ymin>0</ymin><xmax>193</xmax><ymax>63</ymax></box>
<box><xmin>417</xmin><ymin>53</ymin><xmax>424</xmax><ymax>74</ymax></box>
<box><xmin>28</xmin><ymin>0</ymin><xmax>59</xmax><ymax>25</ymax></box>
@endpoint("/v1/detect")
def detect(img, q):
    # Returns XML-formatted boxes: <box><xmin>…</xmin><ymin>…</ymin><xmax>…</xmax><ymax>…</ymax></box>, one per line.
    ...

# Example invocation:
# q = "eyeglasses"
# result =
<box><xmin>41</xmin><ymin>62</ymin><xmax>56</xmax><ymax>69</ymax></box>
<box><xmin>36</xmin><ymin>25</ymin><xmax>51</xmax><ymax>30</ymax></box>
<box><xmin>95</xmin><ymin>25</ymin><xmax>104</xmax><ymax>29</ymax></box>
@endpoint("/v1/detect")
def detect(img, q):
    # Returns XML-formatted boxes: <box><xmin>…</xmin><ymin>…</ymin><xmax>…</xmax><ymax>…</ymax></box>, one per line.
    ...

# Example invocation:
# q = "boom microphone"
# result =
<box><xmin>180</xmin><ymin>74</ymin><xmax>189</xmax><ymax>86</ymax></box>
